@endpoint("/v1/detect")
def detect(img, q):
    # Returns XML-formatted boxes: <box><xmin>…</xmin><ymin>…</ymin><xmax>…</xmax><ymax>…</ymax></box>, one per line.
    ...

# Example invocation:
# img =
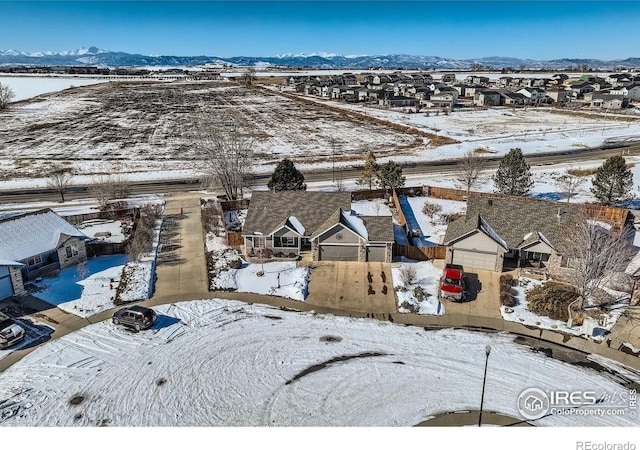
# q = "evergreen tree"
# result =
<box><xmin>590</xmin><ymin>155</ymin><xmax>633</xmax><ymax>206</ymax></box>
<box><xmin>376</xmin><ymin>161</ymin><xmax>406</xmax><ymax>192</ymax></box>
<box><xmin>356</xmin><ymin>151</ymin><xmax>379</xmax><ymax>190</ymax></box>
<box><xmin>268</xmin><ymin>158</ymin><xmax>306</xmax><ymax>192</ymax></box>
<box><xmin>493</xmin><ymin>148</ymin><xmax>534</xmax><ymax>196</ymax></box>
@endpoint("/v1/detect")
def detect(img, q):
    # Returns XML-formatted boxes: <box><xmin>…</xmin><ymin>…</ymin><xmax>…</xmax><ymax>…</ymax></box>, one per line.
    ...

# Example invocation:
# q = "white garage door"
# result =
<box><xmin>452</xmin><ymin>249</ymin><xmax>497</xmax><ymax>271</ymax></box>
<box><xmin>0</xmin><ymin>271</ymin><xmax>14</xmax><ymax>300</ymax></box>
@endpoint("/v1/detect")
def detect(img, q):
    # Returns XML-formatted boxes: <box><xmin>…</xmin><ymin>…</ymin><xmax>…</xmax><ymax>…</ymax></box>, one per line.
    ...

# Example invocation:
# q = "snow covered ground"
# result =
<box><xmin>33</xmin><ymin>254</ymin><xmax>129</xmax><ymax>318</ymax></box>
<box><xmin>501</xmin><ymin>278</ymin><xmax>631</xmax><ymax>340</ymax></box>
<box><xmin>392</xmin><ymin>259</ymin><xmax>445</xmax><ymax>315</ymax></box>
<box><xmin>399</xmin><ymin>196</ymin><xmax>466</xmax><ymax>246</ymax></box>
<box><xmin>116</xmin><ymin>217</ymin><xmax>163</xmax><ymax>304</ymax></box>
<box><xmin>77</xmin><ymin>219</ymin><xmax>125</xmax><ymax>243</ymax></box>
<box><xmin>0</xmin><ymin>319</ymin><xmax>54</xmax><ymax>362</ymax></box>
<box><xmin>207</xmin><ymin>233</ymin><xmax>310</xmax><ymax>301</ymax></box>
<box><xmin>0</xmin><ymin>299</ymin><xmax>637</xmax><ymax>426</ymax></box>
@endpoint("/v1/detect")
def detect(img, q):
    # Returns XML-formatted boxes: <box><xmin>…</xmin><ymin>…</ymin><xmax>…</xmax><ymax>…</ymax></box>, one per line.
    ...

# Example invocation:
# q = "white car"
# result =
<box><xmin>0</xmin><ymin>313</ymin><xmax>26</xmax><ymax>349</ymax></box>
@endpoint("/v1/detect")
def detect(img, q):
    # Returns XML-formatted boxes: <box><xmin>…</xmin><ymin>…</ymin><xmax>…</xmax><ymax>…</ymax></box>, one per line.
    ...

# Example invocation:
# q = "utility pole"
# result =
<box><xmin>478</xmin><ymin>345</ymin><xmax>491</xmax><ymax>427</ymax></box>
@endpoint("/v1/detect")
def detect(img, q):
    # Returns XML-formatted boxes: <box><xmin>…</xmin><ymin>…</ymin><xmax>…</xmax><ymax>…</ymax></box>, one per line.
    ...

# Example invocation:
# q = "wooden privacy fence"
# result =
<box><xmin>63</xmin><ymin>208</ymin><xmax>139</xmax><ymax>226</ymax></box>
<box><xmin>422</xmin><ymin>185</ymin><xmax>630</xmax><ymax>228</ymax></box>
<box><xmin>86</xmin><ymin>242</ymin><xmax>126</xmax><ymax>257</ymax></box>
<box><xmin>226</xmin><ymin>232</ymin><xmax>244</xmax><ymax>246</ymax></box>
<box><xmin>393</xmin><ymin>243</ymin><xmax>447</xmax><ymax>261</ymax></box>
<box><xmin>220</xmin><ymin>198</ymin><xmax>250</xmax><ymax>211</ymax></box>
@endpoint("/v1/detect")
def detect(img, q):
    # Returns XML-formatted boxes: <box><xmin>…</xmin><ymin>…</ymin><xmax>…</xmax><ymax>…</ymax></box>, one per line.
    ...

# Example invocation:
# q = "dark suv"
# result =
<box><xmin>112</xmin><ymin>305</ymin><xmax>157</xmax><ymax>331</ymax></box>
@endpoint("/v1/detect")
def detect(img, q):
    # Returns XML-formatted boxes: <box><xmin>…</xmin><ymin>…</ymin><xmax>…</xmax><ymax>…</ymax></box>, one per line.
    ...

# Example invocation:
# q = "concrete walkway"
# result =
<box><xmin>151</xmin><ymin>193</ymin><xmax>210</xmax><ymax>302</ymax></box>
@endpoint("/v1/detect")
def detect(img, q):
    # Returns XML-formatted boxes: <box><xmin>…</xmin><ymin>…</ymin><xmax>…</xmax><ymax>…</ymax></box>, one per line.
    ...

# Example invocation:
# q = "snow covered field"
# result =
<box><xmin>0</xmin><ymin>76</ymin><xmax>107</xmax><ymax>102</ymax></box>
<box><xmin>0</xmin><ymin>299</ymin><xmax>637</xmax><ymax>426</ymax></box>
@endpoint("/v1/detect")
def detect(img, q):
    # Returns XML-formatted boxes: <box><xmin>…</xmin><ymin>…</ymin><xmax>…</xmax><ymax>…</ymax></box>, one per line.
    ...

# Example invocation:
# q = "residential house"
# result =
<box><xmin>241</xmin><ymin>191</ymin><xmax>394</xmax><ymax>262</ymax></box>
<box><xmin>517</xmin><ymin>87</ymin><xmax>550</xmax><ymax>104</ymax></box>
<box><xmin>0</xmin><ymin>209</ymin><xmax>88</xmax><ymax>300</ymax></box>
<box><xmin>474</xmin><ymin>90</ymin><xmax>503</xmax><ymax>107</ymax></box>
<box><xmin>589</xmin><ymin>94</ymin><xmax>629</xmax><ymax>110</ymax></box>
<box><xmin>610</xmin><ymin>84</ymin><xmax>640</xmax><ymax>101</ymax></box>
<box><xmin>442</xmin><ymin>195</ymin><xmax>627</xmax><ymax>276</ymax></box>
<box><xmin>441</xmin><ymin>73</ymin><xmax>456</xmax><ymax>83</ymax></box>
<box><xmin>379</xmin><ymin>95</ymin><xmax>420</xmax><ymax>108</ymax></box>
<box><xmin>546</xmin><ymin>88</ymin><xmax>570</xmax><ymax>103</ymax></box>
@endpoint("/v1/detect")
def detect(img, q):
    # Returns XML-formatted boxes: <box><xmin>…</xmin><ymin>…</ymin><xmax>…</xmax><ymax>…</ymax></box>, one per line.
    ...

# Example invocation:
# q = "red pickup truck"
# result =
<box><xmin>438</xmin><ymin>263</ymin><xmax>465</xmax><ymax>301</ymax></box>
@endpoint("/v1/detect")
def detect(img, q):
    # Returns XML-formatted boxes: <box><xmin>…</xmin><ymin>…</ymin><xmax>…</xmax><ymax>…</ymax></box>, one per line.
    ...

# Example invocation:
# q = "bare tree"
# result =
<box><xmin>455</xmin><ymin>151</ymin><xmax>486</xmax><ymax>195</ymax></box>
<box><xmin>47</xmin><ymin>165</ymin><xmax>73</xmax><ymax>202</ymax></box>
<box><xmin>0</xmin><ymin>83</ymin><xmax>15</xmax><ymax>110</ymax></box>
<box><xmin>76</xmin><ymin>261</ymin><xmax>89</xmax><ymax>280</ymax></box>
<box><xmin>562</xmin><ymin>217</ymin><xmax>636</xmax><ymax>311</ymax></box>
<box><xmin>555</xmin><ymin>173</ymin><xmax>585</xmax><ymax>203</ymax></box>
<box><xmin>242</xmin><ymin>66</ymin><xmax>257</xmax><ymax>86</ymax></box>
<box><xmin>194</xmin><ymin>112</ymin><xmax>255</xmax><ymax>200</ymax></box>
<box><xmin>89</xmin><ymin>173</ymin><xmax>130</xmax><ymax>209</ymax></box>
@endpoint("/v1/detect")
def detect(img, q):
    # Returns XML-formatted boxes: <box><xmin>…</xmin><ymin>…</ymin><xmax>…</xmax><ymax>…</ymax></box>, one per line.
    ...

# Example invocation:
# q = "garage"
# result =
<box><xmin>451</xmin><ymin>249</ymin><xmax>498</xmax><ymax>271</ymax></box>
<box><xmin>0</xmin><ymin>267</ymin><xmax>14</xmax><ymax>300</ymax></box>
<box><xmin>319</xmin><ymin>245</ymin><xmax>359</xmax><ymax>261</ymax></box>
<box><xmin>366</xmin><ymin>246</ymin><xmax>386</xmax><ymax>262</ymax></box>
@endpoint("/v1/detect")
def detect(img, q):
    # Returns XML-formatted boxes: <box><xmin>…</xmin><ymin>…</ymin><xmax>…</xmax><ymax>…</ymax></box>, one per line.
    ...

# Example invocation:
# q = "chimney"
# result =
<box><xmin>488</xmin><ymin>199</ymin><xmax>493</xmax><ymax>206</ymax></box>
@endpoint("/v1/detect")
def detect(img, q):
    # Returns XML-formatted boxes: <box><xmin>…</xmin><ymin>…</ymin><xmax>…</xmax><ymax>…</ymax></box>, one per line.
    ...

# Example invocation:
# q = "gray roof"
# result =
<box><xmin>242</xmin><ymin>191</ymin><xmax>351</xmax><ymax>237</ymax></box>
<box><xmin>443</xmin><ymin>195</ymin><xmax>589</xmax><ymax>251</ymax></box>
<box><xmin>360</xmin><ymin>216</ymin><xmax>394</xmax><ymax>242</ymax></box>
<box><xmin>311</xmin><ymin>209</ymin><xmax>394</xmax><ymax>243</ymax></box>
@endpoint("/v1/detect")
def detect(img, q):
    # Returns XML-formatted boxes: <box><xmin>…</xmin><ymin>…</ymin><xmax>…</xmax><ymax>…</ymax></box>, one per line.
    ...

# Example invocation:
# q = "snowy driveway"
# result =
<box><xmin>0</xmin><ymin>299</ymin><xmax>637</xmax><ymax>427</ymax></box>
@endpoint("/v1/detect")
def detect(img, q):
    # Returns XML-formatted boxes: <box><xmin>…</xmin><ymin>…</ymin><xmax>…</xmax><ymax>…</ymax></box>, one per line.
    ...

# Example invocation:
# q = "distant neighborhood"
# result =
<box><xmin>287</xmin><ymin>71</ymin><xmax>640</xmax><ymax>111</ymax></box>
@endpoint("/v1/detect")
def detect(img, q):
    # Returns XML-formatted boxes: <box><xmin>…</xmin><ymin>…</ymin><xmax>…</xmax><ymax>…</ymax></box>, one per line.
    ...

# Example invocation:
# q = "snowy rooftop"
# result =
<box><xmin>0</xmin><ymin>209</ymin><xmax>87</xmax><ymax>264</ymax></box>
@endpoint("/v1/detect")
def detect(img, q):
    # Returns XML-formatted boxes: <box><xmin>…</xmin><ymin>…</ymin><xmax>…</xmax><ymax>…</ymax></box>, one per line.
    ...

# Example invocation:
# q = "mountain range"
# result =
<box><xmin>1</xmin><ymin>46</ymin><xmax>640</xmax><ymax>70</ymax></box>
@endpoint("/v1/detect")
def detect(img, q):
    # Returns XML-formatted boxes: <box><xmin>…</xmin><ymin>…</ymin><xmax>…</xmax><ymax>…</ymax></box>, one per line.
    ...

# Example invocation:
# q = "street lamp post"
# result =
<box><xmin>478</xmin><ymin>345</ymin><xmax>491</xmax><ymax>427</ymax></box>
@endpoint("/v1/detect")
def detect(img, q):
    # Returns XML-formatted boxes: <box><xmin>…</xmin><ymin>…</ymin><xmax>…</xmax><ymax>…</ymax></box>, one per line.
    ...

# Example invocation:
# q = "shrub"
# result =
<box><xmin>399</xmin><ymin>300</ymin><xmax>420</xmax><ymax>314</ymax></box>
<box><xmin>399</xmin><ymin>265</ymin><xmax>417</xmax><ymax>286</ymax></box>
<box><xmin>526</xmin><ymin>282</ymin><xmax>579</xmax><ymax>322</ymax></box>
<box><xmin>422</xmin><ymin>201</ymin><xmax>443</xmax><ymax>218</ymax></box>
<box><xmin>413</xmin><ymin>286</ymin><xmax>426</xmax><ymax>302</ymax></box>
<box><xmin>499</xmin><ymin>274</ymin><xmax>513</xmax><ymax>286</ymax></box>
<box><xmin>442</xmin><ymin>212</ymin><xmax>464</xmax><ymax>224</ymax></box>
<box><xmin>500</xmin><ymin>290</ymin><xmax>516</xmax><ymax>307</ymax></box>
<box><xmin>228</xmin><ymin>258</ymin><xmax>243</xmax><ymax>270</ymax></box>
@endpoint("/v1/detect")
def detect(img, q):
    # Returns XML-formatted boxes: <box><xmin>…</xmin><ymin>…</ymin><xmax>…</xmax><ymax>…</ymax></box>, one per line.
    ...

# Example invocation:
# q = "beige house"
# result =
<box><xmin>442</xmin><ymin>195</ymin><xmax>623</xmax><ymax>276</ymax></box>
<box><xmin>242</xmin><ymin>191</ymin><xmax>393</xmax><ymax>262</ymax></box>
<box><xmin>0</xmin><ymin>209</ymin><xmax>88</xmax><ymax>300</ymax></box>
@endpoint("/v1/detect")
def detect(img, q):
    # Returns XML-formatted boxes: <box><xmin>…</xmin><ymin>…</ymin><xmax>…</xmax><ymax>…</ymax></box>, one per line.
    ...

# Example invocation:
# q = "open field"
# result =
<box><xmin>0</xmin><ymin>80</ymin><xmax>424</xmax><ymax>179</ymax></box>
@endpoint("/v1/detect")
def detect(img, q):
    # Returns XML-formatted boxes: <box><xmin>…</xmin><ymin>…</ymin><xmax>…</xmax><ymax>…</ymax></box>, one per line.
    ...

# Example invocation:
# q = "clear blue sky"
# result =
<box><xmin>1</xmin><ymin>1</ymin><xmax>638</xmax><ymax>59</ymax></box>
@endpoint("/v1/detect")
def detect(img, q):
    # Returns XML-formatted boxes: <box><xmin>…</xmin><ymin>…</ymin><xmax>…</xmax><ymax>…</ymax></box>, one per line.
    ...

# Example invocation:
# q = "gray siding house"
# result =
<box><xmin>242</xmin><ymin>191</ymin><xmax>393</xmax><ymax>262</ymax></box>
<box><xmin>442</xmin><ymin>195</ymin><xmax>599</xmax><ymax>275</ymax></box>
<box><xmin>0</xmin><ymin>209</ymin><xmax>88</xmax><ymax>300</ymax></box>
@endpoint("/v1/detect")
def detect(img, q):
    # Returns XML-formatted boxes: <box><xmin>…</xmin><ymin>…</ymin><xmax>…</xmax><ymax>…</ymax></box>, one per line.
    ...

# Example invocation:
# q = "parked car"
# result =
<box><xmin>112</xmin><ymin>305</ymin><xmax>157</xmax><ymax>331</ymax></box>
<box><xmin>0</xmin><ymin>312</ymin><xmax>26</xmax><ymax>349</ymax></box>
<box><xmin>438</xmin><ymin>263</ymin><xmax>465</xmax><ymax>301</ymax></box>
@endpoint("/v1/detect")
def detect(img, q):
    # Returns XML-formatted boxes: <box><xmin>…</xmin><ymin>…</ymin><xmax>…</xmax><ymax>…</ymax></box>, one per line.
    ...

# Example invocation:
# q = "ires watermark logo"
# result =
<box><xmin>517</xmin><ymin>388</ymin><xmax>637</xmax><ymax>420</ymax></box>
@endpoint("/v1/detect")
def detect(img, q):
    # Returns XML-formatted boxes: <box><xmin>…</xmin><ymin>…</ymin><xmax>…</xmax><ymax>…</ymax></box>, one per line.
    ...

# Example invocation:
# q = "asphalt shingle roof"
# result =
<box><xmin>242</xmin><ymin>191</ymin><xmax>351</xmax><ymax>237</ymax></box>
<box><xmin>443</xmin><ymin>195</ymin><xmax>588</xmax><ymax>251</ymax></box>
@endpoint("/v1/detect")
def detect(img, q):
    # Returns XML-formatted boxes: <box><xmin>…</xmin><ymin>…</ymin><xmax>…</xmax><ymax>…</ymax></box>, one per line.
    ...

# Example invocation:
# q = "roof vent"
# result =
<box><xmin>488</xmin><ymin>199</ymin><xmax>493</xmax><ymax>206</ymax></box>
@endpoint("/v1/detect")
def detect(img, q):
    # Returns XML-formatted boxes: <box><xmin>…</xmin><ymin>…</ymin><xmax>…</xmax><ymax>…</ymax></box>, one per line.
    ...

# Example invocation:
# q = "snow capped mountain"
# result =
<box><xmin>0</xmin><ymin>47</ymin><xmax>639</xmax><ymax>69</ymax></box>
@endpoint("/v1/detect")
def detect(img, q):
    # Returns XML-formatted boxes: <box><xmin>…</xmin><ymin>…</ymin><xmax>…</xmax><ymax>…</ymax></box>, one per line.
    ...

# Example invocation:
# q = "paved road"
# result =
<box><xmin>1</xmin><ymin>143</ymin><xmax>639</xmax><ymax>204</ymax></box>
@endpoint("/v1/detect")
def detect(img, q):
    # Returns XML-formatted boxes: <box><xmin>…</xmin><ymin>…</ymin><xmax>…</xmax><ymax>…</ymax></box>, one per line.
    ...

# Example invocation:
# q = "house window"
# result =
<box><xmin>524</xmin><ymin>251</ymin><xmax>550</xmax><ymax>262</ymax></box>
<box><xmin>274</xmin><ymin>237</ymin><xmax>296</xmax><ymax>247</ymax></box>
<box><xmin>27</xmin><ymin>255</ymin><xmax>42</xmax><ymax>266</ymax></box>
<box><xmin>65</xmin><ymin>245</ymin><xmax>78</xmax><ymax>258</ymax></box>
